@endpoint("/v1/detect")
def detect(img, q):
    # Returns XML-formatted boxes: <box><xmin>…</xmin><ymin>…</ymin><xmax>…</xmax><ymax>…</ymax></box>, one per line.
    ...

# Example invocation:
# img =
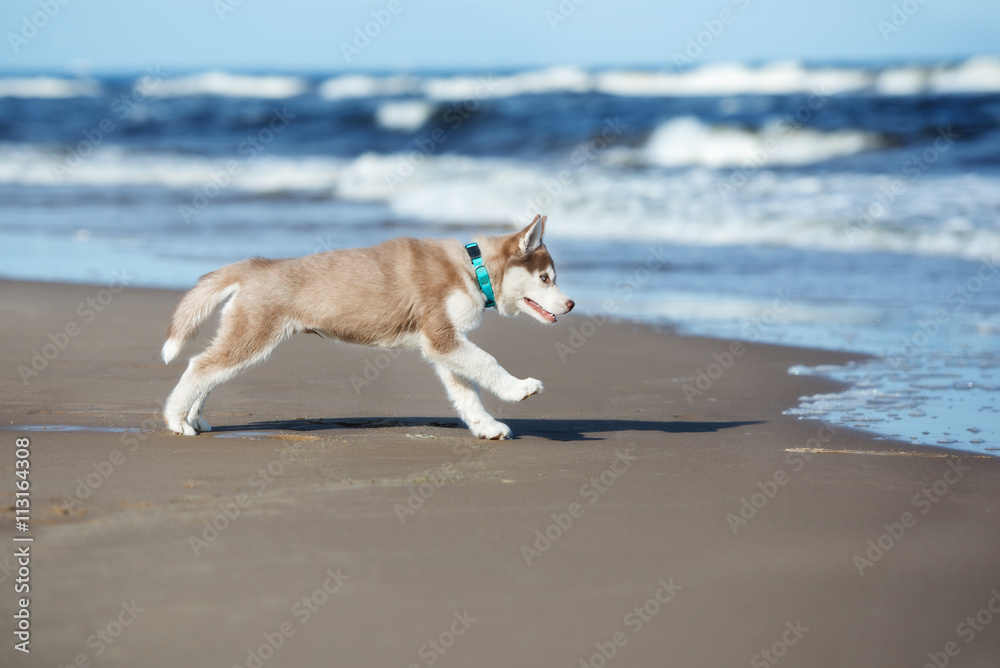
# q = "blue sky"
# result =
<box><xmin>2</xmin><ymin>0</ymin><xmax>997</xmax><ymax>73</ymax></box>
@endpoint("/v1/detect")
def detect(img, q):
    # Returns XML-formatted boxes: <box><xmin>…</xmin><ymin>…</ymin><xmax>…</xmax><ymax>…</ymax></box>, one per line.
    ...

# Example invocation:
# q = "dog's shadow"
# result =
<box><xmin>209</xmin><ymin>417</ymin><xmax>763</xmax><ymax>442</ymax></box>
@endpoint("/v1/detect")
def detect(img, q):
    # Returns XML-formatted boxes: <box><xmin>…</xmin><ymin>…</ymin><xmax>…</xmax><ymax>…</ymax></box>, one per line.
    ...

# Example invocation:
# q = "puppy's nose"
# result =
<box><xmin>566</xmin><ymin>300</ymin><xmax>575</xmax><ymax>312</ymax></box>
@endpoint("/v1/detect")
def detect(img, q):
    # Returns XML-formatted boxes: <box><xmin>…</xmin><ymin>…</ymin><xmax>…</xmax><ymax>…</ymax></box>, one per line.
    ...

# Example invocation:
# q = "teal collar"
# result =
<box><xmin>465</xmin><ymin>243</ymin><xmax>496</xmax><ymax>309</ymax></box>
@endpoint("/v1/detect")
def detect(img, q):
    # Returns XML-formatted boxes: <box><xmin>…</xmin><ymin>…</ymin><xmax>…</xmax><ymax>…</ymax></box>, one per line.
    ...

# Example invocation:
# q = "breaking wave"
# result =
<box><xmin>0</xmin><ymin>77</ymin><xmax>100</xmax><ymax>98</ymax></box>
<box><xmin>641</xmin><ymin>117</ymin><xmax>881</xmax><ymax>167</ymax></box>
<box><xmin>146</xmin><ymin>72</ymin><xmax>308</xmax><ymax>98</ymax></box>
<box><xmin>374</xmin><ymin>100</ymin><xmax>438</xmax><ymax>132</ymax></box>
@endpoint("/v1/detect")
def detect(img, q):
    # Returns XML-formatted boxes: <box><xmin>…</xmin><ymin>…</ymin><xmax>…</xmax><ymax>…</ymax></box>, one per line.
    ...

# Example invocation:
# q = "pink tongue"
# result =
<box><xmin>526</xmin><ymin>298</ymin><xmax>555</xmax><ymax>321</ymax></box>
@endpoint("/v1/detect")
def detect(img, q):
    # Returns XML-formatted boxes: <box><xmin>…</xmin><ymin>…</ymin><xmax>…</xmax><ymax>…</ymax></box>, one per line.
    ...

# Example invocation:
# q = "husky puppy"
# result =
<box><xmin>161</xmin><ymin>215</ymin><xmax>574</xmax><ymax>439</ymax></box>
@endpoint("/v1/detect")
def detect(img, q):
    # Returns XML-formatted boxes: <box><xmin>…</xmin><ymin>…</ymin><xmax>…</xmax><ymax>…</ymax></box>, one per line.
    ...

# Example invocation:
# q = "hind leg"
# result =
<box><xmin>164</xmin><ymin>307</ymin><xmax>291</xmax><ymax>435</ymax></box>
<box><xmin>183</xmin><ymin>371</ymin><xmax>226</xmax><ymax>432</ymax></box>
<box><xmin>165</xmin><ymin>344</ymin><xmax>255</xmax><ymax>436</ymax></box>
<box><xmin>185</xmin><ymin>382</ymin><xmax>215</xmax><ymax>433</ymax></box>
<box><xmin>164</xmin><ymin>363</ymin><xmax>216</xmax><ymax>436</ymax></box>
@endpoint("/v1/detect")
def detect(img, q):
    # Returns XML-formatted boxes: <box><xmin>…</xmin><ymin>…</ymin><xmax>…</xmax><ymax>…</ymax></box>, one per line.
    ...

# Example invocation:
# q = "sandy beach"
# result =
<box><xmin>1</xmin><ymin>278</ymin><xmax>998</xmax><ymax>667</ymax></box>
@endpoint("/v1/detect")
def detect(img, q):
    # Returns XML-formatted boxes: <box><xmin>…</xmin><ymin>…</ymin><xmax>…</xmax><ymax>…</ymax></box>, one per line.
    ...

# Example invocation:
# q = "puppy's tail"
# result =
<box><xmin>161</xmin><ymin>266</ymin><xmax>241</xmax><ymax>364</ymax></box>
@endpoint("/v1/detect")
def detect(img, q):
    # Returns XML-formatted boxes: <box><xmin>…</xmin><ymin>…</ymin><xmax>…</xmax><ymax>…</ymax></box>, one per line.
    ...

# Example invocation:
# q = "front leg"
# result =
<box><xmin>433</xmin><ymin>365</ymin><xmax>511</xmax><ymax>440</ymax></box>
<box><xmin>424</xmin><ymin>336</ymin><xmax>543</xmax><ymax>403</ymax></box>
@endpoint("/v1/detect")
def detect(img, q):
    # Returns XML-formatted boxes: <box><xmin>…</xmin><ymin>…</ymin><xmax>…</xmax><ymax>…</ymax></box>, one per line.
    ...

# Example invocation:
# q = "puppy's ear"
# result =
<box><xmin>517</xmin><ymin>214</ymin><xmax>546</xmax><ymax>257</ymax></box>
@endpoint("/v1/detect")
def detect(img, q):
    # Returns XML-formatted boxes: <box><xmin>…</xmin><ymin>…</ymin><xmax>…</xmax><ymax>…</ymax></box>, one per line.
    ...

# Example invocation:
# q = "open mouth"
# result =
<box><xmin>524</xmin><ymin>297</ymin><xmax>557</xmax><ymax>323</ymax></box>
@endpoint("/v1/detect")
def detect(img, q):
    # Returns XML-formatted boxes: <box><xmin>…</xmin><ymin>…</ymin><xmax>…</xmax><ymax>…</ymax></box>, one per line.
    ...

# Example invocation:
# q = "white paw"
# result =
<box><xmin>470</xmin><ymin>418</ymin><xmax>512</xmax><ymax>440</ymax></box>
<box><xmin>517</xmin><ymin>378</ymin><xmax>544</xmax><ymax>402</ymax></box>
<box><xmin>193</xmin><ymin>416</ymin><xmax>212</xmax><ymax>432</ymax></box>
<box><xmin>498</xmin><ymin>378</ymin><xmax>544</xmax><ymax>403</ymax></box>
<box><xmin>165</xmin><ymin>414</ymin><xmax>201</xmax><ymax>436</ymax></box>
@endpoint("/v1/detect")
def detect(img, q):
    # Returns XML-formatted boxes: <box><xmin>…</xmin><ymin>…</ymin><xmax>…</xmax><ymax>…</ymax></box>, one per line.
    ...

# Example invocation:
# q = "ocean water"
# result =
<box><xmin>1</xmin><ymin>59</ymin><xmax>998</xmax><ymax>454</ymax></box>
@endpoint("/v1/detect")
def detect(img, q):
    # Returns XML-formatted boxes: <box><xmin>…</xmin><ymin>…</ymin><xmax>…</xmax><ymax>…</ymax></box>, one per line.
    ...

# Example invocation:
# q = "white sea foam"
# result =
<box><xmin>873</xmin><ymin>67</ymin><xmax>927</xmax><ymax>96</ymax></box>
<box><xmin>927</xmin><ymin>56</ymin><xmax>1000</xmax><ymax>94</ymax></box>
<box><xmin>0</xmin><ymin>144</ymin><xmax>342</xmax><ymax>191</ymax></box>
<box><xmin>642</xmin><ymin>117</ymin><xmax>879</xmax><ymax>168</ymax></box>
<box><xmin>0</xmin><ymin>77</ymin><xmax>100</xmax><ymax>98</ymax></box>
<box><xmin>375</xmin><ymin>100</ymin><xmax>437</xmax><ymax>132</ymax></box>
<box><xmin>785</xmin><ymin>351</ymin><xmax>1000</xmax><ymax>454</ymax></box>
<box><xmin>4</xmin><ymin>144</ymin><xmax>999</xmax><ymax>261</ymax></box>
<box><xmin>149</xmin><ymin>72</ymin><xmax>307</xmax><ymax>98</ymax></box>
<box><xmin>423</xmin><ymin>66</ymin><xmax>591</xmax><ymax>100</ymax></box>
<box><xmin>318</xmin><ymin>74</ymin><xmax>422</xmax><ymax>99</ymax></box>
<box><xmin>320</xmin><ymin>67</ymin><xmax>591</xmax><ymax>101</ymax></box>
<box><xmin>590</xmin><ymin>58</ymin><xmax>1000</xmax><ymax>97</ymax></box>
<box><xmin>596</xmin><ymin>62</ymin><xmax>871</xmax><ymax>97</ymax></box>
<box><xmin>420</xmin><ymin>62</ymin><xmax>869</xmax><ymax>99</ymax></box>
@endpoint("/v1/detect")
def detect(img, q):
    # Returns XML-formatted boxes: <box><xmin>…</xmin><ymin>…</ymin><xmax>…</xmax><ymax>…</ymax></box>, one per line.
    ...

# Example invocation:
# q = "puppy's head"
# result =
<box><xmin>497</xmin><ymin>215</ymin><xmax>574</xmax><ymax>324</ymax></box>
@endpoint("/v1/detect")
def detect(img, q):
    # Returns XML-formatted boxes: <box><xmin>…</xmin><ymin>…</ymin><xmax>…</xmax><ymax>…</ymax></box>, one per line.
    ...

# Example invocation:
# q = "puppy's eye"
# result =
<box><xmin>539</xmin><ymin>274</ymin><xmax>549</xmax><ymax>283</ymax></box>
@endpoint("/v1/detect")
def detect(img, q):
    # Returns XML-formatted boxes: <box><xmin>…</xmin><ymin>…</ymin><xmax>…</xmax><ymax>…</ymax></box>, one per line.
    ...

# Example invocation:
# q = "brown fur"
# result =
<box><xmin>205</xmin><ymin>239</ymin><xmax>464</xmax><ymax>352</ymax></box>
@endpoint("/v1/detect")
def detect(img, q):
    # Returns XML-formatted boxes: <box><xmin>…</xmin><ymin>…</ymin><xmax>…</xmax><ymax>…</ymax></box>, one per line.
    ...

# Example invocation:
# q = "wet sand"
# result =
<box><xmin>1</xmin><ymin>279</ymin><xmax>998</xmax><ymax>667</ymax></box>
